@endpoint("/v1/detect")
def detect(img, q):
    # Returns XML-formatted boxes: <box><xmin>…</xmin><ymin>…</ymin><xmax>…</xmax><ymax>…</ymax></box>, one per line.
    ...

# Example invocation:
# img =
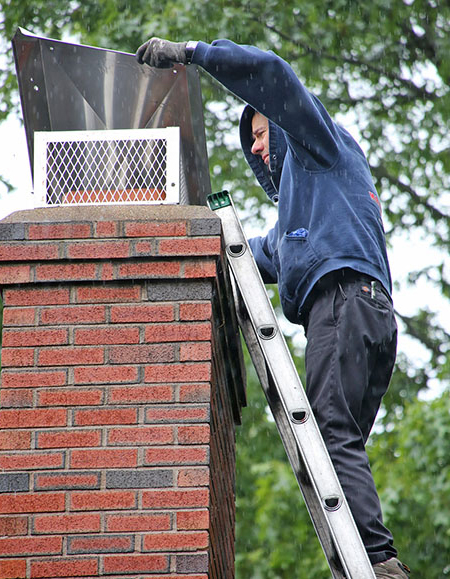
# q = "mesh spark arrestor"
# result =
<box><xmin>33</xmin><ymin>128</ymin><xmax>180</xmax><ymax>206</ymax></box>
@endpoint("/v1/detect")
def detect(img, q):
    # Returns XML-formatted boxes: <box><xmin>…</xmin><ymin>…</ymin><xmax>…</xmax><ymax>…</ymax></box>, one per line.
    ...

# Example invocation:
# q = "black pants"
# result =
<box><xmin>302</xmin><ymin>270</ymin><xmax>398</xmax><ymax>565</ymax></box>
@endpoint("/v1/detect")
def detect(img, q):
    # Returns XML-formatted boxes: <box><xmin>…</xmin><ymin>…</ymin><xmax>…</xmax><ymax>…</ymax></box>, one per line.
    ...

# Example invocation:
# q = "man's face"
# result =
<box><xmin>251</xmin><ymin>112</ymin><xmax>270</xmax><ymax>166</ymax></box>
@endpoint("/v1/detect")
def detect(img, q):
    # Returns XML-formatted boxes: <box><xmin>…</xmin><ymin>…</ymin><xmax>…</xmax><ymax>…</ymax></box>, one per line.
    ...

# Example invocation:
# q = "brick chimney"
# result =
<box><xmin>0</xmin><ymin>204</ymin><xmax>245</xmax><ymax>579</ymax></box>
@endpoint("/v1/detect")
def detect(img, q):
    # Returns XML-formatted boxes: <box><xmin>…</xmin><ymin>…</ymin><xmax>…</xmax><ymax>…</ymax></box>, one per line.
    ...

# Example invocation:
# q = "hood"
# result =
<box><xmin>239</xmin><ymin>105</ymin><xmax>287</xmax><ymax>202</ymax></box>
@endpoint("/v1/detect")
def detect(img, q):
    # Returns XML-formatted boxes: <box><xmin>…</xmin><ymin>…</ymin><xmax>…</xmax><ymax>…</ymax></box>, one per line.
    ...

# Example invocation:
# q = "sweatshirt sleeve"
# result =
<box><xmin>191</xmin><ymin>39</ymin><xmax>340</xmax><ymax>169</ymax></box>
<box><xmin>248</xmin><ymin>224</ymin><xmax>279</xmax><ymax>284</ymax></box>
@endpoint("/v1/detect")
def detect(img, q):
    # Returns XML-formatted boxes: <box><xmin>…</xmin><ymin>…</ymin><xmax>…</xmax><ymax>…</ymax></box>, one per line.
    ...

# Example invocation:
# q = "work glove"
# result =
<box><xmin>136</xmin><ymin>37</ymin><xmax>188</xmax><ymax>68</ymax></box>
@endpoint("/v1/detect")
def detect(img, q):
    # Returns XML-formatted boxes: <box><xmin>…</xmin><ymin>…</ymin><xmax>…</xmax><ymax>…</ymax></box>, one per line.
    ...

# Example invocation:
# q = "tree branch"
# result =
<box><xmin>395</xmin><ymin>309</ymin><xmax>449</xmax><ymax>363</ymax></box>
<box><xmin>264</xmin><ymin>21</ymin><xmax>439</xmax><ymax>103</ymax></box>
<box><xmin>371</xmin><ymin>163</ymin><xmax>449</xmax><ymax>226</ymax></box>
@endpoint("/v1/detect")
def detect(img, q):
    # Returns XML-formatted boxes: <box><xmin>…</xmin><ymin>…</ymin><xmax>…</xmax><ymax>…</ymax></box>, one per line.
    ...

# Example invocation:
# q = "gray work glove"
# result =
<box><xmin>136</xmin><ymin>37</ymin><xmax>187</xmax><ymax>68</ymax></box>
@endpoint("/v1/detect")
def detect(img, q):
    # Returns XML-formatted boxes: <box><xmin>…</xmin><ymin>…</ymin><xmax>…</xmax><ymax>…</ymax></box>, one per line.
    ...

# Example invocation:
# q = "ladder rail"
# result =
<box><xmin>209</xmin><ymin>191</ymin><xmax>375</xmax><ymax>579</ymax></box>
<box><xmin>231</xmin><ymin>284</ymin><xmax>342</xmax><ymax>574</ymax></box>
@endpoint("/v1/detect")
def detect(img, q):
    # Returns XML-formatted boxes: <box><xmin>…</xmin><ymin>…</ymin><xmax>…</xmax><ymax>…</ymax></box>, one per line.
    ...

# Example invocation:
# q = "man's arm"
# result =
<box><xmin>192</xmin><ymin>40</ymin><xmax>339</xmax><ymax>168</ymax></box>
<box><xmin>137</xmin><ymin>38</ymin><xmax>340</xmax><ymax>168</ymax></box>
<box><xmin>248</xmin><ymin>226</ymin><xmax>279</xmax><ymax>285</ymax></box>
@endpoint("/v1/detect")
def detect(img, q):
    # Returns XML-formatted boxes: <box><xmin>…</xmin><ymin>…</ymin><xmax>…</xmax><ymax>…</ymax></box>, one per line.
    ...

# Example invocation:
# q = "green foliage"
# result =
<box><xmin>235</xmin><ymin>350</ymin><xmax>330</xmax><ymax>578</ymax></box>
<box><xmin>1</xmin><ymin>0</ymin><xmax>449</xmax><ymax>575</ymax></box>
<box><xmin>370</xmin><ymin>393</ymin><xmax>450</xmax><ymax>577</ymax></box>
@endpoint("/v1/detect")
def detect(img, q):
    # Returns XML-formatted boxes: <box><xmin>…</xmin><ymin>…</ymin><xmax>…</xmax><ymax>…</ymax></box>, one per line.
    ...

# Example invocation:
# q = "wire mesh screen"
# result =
<box><xmin>34</xmin><ymin>128</ymin><xmax>180</xmax><ymax>206</ymax></box>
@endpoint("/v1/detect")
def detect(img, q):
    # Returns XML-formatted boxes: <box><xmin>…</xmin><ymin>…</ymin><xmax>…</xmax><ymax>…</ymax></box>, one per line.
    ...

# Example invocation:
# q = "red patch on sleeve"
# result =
<box><xmin>369</xmin><ymin>191</ymin><xmax>382</xmax><ymax>214</ymax></box>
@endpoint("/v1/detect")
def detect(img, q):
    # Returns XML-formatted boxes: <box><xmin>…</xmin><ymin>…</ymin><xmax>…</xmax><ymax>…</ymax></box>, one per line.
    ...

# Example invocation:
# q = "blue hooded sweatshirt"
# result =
<box><xmin>191</xmin><ymin>40</ymin><xmax>392</xmax><ymax>323</ymax></box>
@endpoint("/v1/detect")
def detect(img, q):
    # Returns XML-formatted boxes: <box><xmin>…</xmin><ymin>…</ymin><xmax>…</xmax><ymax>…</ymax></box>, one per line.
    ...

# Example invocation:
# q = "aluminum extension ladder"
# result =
<box><xmin>207</xmin><ymin>190</ymin><xmax>375</xmax><ymax>579</ymax></box>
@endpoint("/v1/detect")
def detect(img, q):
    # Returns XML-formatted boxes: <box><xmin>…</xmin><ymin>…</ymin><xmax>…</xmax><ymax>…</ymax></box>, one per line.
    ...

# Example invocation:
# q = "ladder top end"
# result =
<box><xmin>207</xmin><ymin>190</ymin><xmax>231</xmax><ymax>210</ymax></box>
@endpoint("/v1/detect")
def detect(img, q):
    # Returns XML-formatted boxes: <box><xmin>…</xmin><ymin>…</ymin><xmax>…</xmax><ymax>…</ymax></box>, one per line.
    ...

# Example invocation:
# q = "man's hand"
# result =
<box><xmin>136</xmin><ymin>38</ymin><xmax>187</xmax><ymax>68</ymax></box>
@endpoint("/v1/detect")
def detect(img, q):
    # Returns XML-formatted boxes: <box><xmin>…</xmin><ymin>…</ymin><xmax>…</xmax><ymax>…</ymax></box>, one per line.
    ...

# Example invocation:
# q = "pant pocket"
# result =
<box><xmin>332</xmin><ymin>283</ymin><xmax>347</xmax><ymax>325</ymax></box>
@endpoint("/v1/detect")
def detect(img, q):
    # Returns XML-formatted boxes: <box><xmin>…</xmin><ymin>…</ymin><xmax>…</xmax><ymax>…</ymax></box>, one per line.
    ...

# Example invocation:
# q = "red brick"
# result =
<box><xmin>67</xmin><ymin>240</ymin><xmax>130</xmax><ymax>259</ymax></box>
<box><xmin>133</xmin><ymin>240</ymin><xmax>154</xmax><ymax>255</ymax></box>
<box><xmin>110</xmin><ymin>303</ymin><xmax>174</xmax><ymax>323</ymax></box>
<box><xmin>178</xmin><ymin>468</ymin><xmax>210</xmax><ymax>487</ymax></box>
<box><xmin>40</xmin><ymin>305</ymin><xmax>106</xmax><ymax>325</ymax></box>
<box><xmin>29</xmin><ymin>223</ymin><xmax>92</xmax><ymax>240</ymax></box>
<box><xmin>95</xmin><ymin>220</ymin><xmax>119</xmax><ymax>237</ymax></box>
<box><xmin>0</xmin><ymin>559</ymin><xmax>26</xmax><ymax>579</ymax></box>
<box><xmin>103</xmin><ymin>554</ymin><xmax>168</xmax><ymax>574</ymax></box>
<box><xmin>0</xmin><ymin>492</ymin><xmax>65</xmax><ymax>514</ymax></box>
<box><xmin>100</xmin><ymin>261</ymin><xmax>114</xmax><ymax>281</ymax></box>
<box><xmin>145</xmin><ymin>447</ymin><xmax>208</xmax><ymax>466</ymax></box>
<box><xmin>0</xmin><ymin>389</ymin><xmax>33</xmax><ymax>408</ymax></box>
<box><xmin>144</xmin><ymin>322</ymin><xmax>211</xmax><ymax>343</ymax></box>
<box><xmin>145</xmin><ymin>406</ymin><xmax>209</xmax><ymax>424</ymax></box>
<box><xmin>158</xmin><ymin>237</ymin><xmax>220</xmax><ymax>256</ymax></box>
<box><xmin>34</xmin><ymin>472</ymin><xmax>100</xmax><ymax>491</ymax></box>
<box><xmin>74</xmin><ymin>365</ymin><xmax>137</xmax><ymax>385</ymax></box>
<box><xmin>0</xmin><ymin>516</ymin><xmax>28</xmax><ymax>536</ymax></box>
<box><xmin>0</xmin><ymin>408</ymin><xmax>67</xmax><ymax>429</ymax></box>
<box><xmin>37</xmin><ymin>389</ymin><xmax>103</xmax><ymax>407</ymax></box>
<box><xmin>2</xmin><ymin>287</ymin><xmax>70</xmax><ymax>306</ymax></box>
<box><xmin>75</xmin><ymin>326</ymin><xmax>139</xmax><ymax>345</ymax></box>
<box><xmin>179</xmin><ymin>384</ymin><xmax>211</xmax><ymax>403</ymax></box>
<box><xmin>179</xmin><ymin>303</ymin><xmax>212</xmax><ymax>321</ymax></box>
<box><xmin>2</xmin><ymin>307</ymin><xmax>36</xmax><ymax>326</ymax></box>
<box><xmin>109</xmin><ymin>344</ymin><xmax>175</xmax><ymax>364</ymax></box>
<box><xmin>180</xmin><ymin>342</ymin><xmax>211</xmax><ymax>361</ymax></box>
<box><xmin>70</xmin><ymin>490</ymin><xmax>136</xmax><ymax>511</ymax></box>
<box><xmin>1</xmin><ymin>370</ymin><xmax>67</xmax><ymax>389</ymax></box>
<box><xmin>34</xmin><ymin>513</ymin><xmax>101</xmax><ymax>534</ymax></box>
<box><xmin>0</xmin><ymin>348</ymin><xmax>35</xmax><ymax>367</ymax></box>
<box><xmin>143</xmin><ymin>530</ymin><xmax>208</xmax><ymax>551</ymax></box>
<box><xmin>0</xmin><ymin>242</ymin><xmax>59</xmax><ymax>261</ymax></box>
<box><xmin>74</xmin><ymin>408</ymin><xmax>137</xmax><ymax>426</ymax></box>
<box><xmin>176</xmin><ymin>509</ymin><xmax>210</xmax><ymax>530</ymax></box>
<box><xmin>38</xmin><ymin>347</ymin><xmax>104</xmax><ymax>367</ymax></box>
<box><xmin>0</xmin><ymin>264</ymin><xmax>31</xmax><ymax>284</ymax></box>
<box><xmin>36</xmin><ymin>262</ymin><xmax>98</xmax><ymax>282</ymax></box>
<box><xmin>37</xmin><ymin>429</ymin><xmax>102</xmax><ymax>449</ymax></box>
<box><xmin>108</xmin><ymin>385</ymin><xmax>174</xmax><ymax>405</ymax></box>
<box><xmin>0</xmin><ymin>535</ymin><xmax>62</xmax><ymax>556</ymax></box>
<box><xmin>30</xmin><ymin>558</ymin><xmax>98</xmax><ymax>578</ymax></box>
<box><xmin>145</xmin><ymin>363</ymin><xmax>211</xmax><ymax>384</ymax></box>
<box><xmin>0</xmin><ymin>431</ymin><xmax>31</xmax><ymax>450</ymax></box>
<box><xmin>106</xmin><ymin>513</ymin><xmax>170</xmax><ymax>532</ymax></box>
<box><xmin>77</xmin><ymin>286</ymin><xmax>142</xmax><ymax>305</ymax></box>
<box><xmin>184</xmin><ymin>260</ymin><xmax>218</xmax><ymax>279</ymax></box>
<box><xmin>142</xmin><ymin>489</ymin><xmax>209</xmax><ymax>509</ymax></box>
<box><xmin>125</xmin><ymin>221</ymin><xmax>187</xmax><ymax>237</ymax></box>
<box><xmin>0</xmin><ymin>451</ymin><xmax>64</xmax><ymax>471</ymax></box>
<box><xmin>70</xmin><ymin>448</ymin><xmax>137</xmax><ymax>469</ymax></box>
<box><xmin>108</xmin><ymin>426</ymin><xmax>174</xmax><ymax>446</ymax></box>
<box><xmin>2</xmin><ymin>328</ymin><xmax>68</xmax><ymax>347</ymax></box>
<box><xmin>117</xmin><ymin>261</ymin><xmax>180</xmax><ymax>279</ymax></box>
<box><xmin>178</xmin><ymin>425</ymin><xmax>210</xmax><ymax>444</ymax></box>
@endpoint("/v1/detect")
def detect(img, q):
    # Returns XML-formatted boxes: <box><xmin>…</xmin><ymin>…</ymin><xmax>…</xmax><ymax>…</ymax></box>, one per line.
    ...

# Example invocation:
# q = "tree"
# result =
<box><xmin>1</xmin><ymin>1</ymin><xmax>449</xmax><ymax>576</ymax></box>
<box><xmin>370</xmin><ymin>391</ymin><xmax>450</xmax><ymax>576</ymax></box>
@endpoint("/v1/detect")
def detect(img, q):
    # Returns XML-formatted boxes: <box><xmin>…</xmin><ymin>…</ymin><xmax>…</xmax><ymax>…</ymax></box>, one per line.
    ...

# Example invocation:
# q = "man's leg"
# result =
<box><xmin>304</xmin><ymin>278</ymin><xmax>398</xmax><ymax>565</ymax></box>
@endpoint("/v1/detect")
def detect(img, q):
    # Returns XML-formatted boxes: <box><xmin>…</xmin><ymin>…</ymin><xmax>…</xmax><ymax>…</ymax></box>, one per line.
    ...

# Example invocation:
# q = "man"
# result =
<box><xmin>136</xmin><ymin>37</ymin><xmax>410</xmax><ymax>578</ymax></box>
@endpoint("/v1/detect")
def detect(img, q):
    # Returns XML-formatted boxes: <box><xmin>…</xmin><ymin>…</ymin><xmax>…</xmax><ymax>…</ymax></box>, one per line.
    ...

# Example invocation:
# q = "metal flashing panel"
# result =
<box><xmin>12</xmin><ymin>28</ymin><xmax>211</xmax><ymax>205</ymax></box>
<box><xmin>34</xmin><ymin>128</ymin><xmax>180</xmax><ymax>206</ymax></box>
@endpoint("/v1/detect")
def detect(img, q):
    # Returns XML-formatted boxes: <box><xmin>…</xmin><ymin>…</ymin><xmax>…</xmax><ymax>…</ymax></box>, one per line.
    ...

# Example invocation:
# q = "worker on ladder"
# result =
<box><xmin>137</xmin><ymin>37</ymin><xmax>410</xmax><ymax>578</ymax></box>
